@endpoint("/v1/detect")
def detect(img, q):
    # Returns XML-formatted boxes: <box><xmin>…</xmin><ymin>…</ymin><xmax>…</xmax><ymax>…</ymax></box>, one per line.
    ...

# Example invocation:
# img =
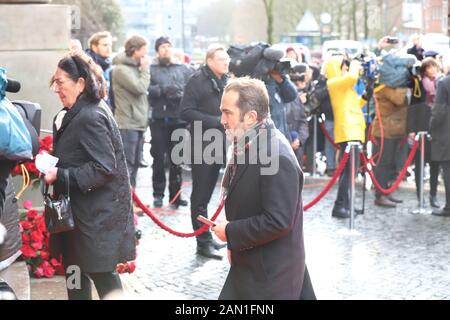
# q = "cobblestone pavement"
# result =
<box><xmin>127</xmin><ymin>152</ymin><xmax>450</xmax><ymax>300</ymax></box>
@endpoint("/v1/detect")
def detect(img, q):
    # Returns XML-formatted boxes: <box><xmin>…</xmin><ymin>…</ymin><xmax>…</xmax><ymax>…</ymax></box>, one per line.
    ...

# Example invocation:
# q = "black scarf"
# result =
<box><xmin>202</xmin><ymin>65</ymin><xmax>227</xmax><ymax>94</ymax></box>
<box><xmin>86</xmin><ymin>49</ymin><xmax>112</xmax><ymax>72</ymax></box>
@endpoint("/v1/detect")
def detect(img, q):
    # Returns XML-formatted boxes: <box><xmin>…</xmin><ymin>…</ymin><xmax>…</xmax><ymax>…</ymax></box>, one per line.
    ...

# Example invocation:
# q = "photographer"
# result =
<box><xmin>286</xmin><ymin>65</ymin><xmax>310</xmax><ymax>166</ymax></box>
<box><xmin>227</xmin><ymin>43</ymin><xmax>297</xmax><ymax>140</ymax></box>
<box><xmin>407</xmin><ymin>58</ymin><xmax>443</xmax><ymax>208</ymax></box>
<box><xmin>265</xmin><ymin>67</ymin><xmax>298</xmax><ymax>141</ymax></box>
<box><xmin>324</xmin><ymin>54</ymin><xmax>365</xmax><ymax>218</ymax></box>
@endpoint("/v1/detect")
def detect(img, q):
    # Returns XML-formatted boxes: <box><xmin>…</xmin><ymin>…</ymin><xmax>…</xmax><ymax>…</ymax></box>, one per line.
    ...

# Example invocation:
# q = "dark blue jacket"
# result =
<box><xmin>265</xmin><ymin>76</ymin><xmax>297</xmax><ymax>141</ymax></box>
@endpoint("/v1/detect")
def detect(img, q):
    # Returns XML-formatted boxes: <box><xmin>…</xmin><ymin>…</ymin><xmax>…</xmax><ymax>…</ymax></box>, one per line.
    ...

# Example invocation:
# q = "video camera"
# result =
<box><xmin>228</xmin><ymin>43</ymin><xmax>293</xmax><ymax>79</ymax></box>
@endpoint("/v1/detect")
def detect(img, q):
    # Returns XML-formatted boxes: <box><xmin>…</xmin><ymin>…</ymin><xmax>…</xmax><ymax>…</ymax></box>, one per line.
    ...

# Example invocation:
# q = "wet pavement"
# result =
<box><xmin>127</xmin><ymin>149</ymin><xmax>450</xmax><ymax>300</ymax></box>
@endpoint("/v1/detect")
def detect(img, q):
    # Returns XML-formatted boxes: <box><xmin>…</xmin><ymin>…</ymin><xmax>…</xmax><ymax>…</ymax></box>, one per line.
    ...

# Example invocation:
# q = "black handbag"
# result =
<box><xmin>41</xmin><ymin>169</ymin><xmax>75</xmax><ymax>234</ymax></box>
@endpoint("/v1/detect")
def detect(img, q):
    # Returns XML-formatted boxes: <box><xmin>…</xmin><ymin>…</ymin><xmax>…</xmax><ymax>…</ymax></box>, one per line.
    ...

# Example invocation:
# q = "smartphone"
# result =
<box><xmin>197</xmin><ymin>216</ymin><xmax>216</xmax><ymax>227</ymax></box>
<box><xmin>387</xmin><ymin>37</ymin><xmax>399</xmax><ymax>44</ymax></box>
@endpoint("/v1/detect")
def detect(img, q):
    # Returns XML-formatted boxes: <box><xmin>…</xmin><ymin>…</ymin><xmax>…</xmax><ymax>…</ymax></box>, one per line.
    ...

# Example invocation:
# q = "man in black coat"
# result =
<box><xmin>180</xmin><ymin>44</ymin><xmax>230</xmax><ymax>260</ymax></box>
<box><xmin>148</xmin><ymin>37</ymin><xmax>194</xmax><ymax>208</ymax></box>
<box><xmin>212</xmin><ymin>77</ymin><xmax>306</xmax><ymax>299</ymax></box>
<box><xmin>430</xmin><ymin>73</ymin><xmax>450</xmax><ymax>216</ymax></box>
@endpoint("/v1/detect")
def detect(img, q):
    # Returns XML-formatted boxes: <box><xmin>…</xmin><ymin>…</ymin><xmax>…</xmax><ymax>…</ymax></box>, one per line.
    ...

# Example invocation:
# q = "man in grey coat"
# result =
<box><xmin>112</xmin><ymin>35</ymin><xmax>151</xmax><ymax>188</ymax></box>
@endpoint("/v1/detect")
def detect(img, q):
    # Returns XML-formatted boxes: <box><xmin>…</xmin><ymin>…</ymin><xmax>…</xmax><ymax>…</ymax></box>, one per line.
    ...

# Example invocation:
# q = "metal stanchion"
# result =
<box><xmin>312</xmin><ymin>114</ymin><xmax>318</xmax><ymax>177</ymax></box>
<box><xmin>347</xmin><ymin>142</ymin><xmax>360</xmax><ymax>230</ymax></box>
<box><xmin>412</xmin><ymin>132</ymin><xmax>432</xmax><ymax>215</ymax></box>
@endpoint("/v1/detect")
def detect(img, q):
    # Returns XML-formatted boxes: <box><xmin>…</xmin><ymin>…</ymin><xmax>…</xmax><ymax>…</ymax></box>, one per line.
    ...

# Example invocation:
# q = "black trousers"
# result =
<box><xmin>414</xmin><ymin>139</ymin><xmax>439</xmax><ymax>198</ymax></box>
<box><xmin>0</xmin><ymin>160</ymin><xmax>13</xmax><ymax>218</ymax></box>
<box><xmin>373</xmin><ymin>137</ymin><xmax>402</xmax><ymax>199</ymax></box>
<box><xmin>150</xmin><ymin>120</ymin><xmax>186</xmax><ymax>200</ymax></box>
<box><xmin>440</xmin><ymin>160</ymin><xmax>450</xmax><ymax>210</ymax></box>
<box><xmin>66</xmin><ymin>271</ymin><xmax>123</xmax><ymax>300</ymax></box>
<box><xmin>334</xmin><ymin>142</ymin><xmax>360</xmax><ymax>210</ymax></box>
<box><xmin>190</xmin><ymin>163</ymin><xmax>222</xmax><ymax>246</ymax></box>
<box><xmin>120</xmin><ymin>129</ymin><xmax>144</xmax><ymax>188</ymax></box>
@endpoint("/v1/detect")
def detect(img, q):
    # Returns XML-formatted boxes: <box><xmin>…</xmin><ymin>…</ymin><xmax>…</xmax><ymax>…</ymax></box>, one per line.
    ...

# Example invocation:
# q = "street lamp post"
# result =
<box><xmin>181</xmin><ymin>0</ymin><xmax>186</xmax><ymax>52</ymax></box>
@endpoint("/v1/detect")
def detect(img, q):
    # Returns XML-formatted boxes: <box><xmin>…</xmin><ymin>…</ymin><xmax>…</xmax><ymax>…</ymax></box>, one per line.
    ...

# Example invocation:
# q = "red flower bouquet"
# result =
<box><xmin>11</xmin><ymin>135</ymin><xmax>53</xmax><ymax>184</ymax></box>
<box><xmin>19</xmin><ymin>201</ymin><xmax>64</xmax><ymax>278</ymax></box>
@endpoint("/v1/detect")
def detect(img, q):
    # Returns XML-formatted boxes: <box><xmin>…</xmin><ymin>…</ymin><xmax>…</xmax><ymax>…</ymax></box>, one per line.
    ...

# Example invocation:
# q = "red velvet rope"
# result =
<box><xmin>319</xmin><ymin>121</ymin><xmax>341</xmax><ymax>150</ymax></box>
<box><xmin>304</xmin><ymin>151</ymin><xmax>350</xmax><ymax>211</ymax></box>
<box><xmin>360</xmin><ymin>139</ymin><xmax>419</xmax><ymax>195</ymax></box>
<box><xmin>133</xmin><ymin>190</ymin><xmax>225</xmax><ymax>238</ymax></box>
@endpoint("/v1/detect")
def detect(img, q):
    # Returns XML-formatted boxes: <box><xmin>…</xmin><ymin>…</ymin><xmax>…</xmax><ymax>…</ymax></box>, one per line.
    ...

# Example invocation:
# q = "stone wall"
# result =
<box><xmin>0</xmin><ymin>3</ymin><xmax>71</xmax><ymax>205</ymax></box>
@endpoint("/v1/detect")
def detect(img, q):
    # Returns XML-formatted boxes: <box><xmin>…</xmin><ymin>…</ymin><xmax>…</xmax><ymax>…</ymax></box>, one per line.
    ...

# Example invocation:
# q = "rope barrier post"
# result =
<box><xmin>312</xmin><ymin>114</ymin><xmax>318</xmax><ymax>177</ymax></box>
<box><xmin>347</xmin><ymin>142</ymin><xmax>361</xmax><ymax>231</ymax></box>
<box><xmin>412</xmin><ymin>132</ymin><xmax>432</xmax><ymax>215</ymax></box>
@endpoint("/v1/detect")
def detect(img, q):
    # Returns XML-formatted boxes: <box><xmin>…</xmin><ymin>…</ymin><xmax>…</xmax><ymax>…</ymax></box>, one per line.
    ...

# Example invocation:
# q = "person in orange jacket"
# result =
<box><xmin>324</xmin><ymin>54</ymin><xmax>366</xmax><ymax>218</ymax></box>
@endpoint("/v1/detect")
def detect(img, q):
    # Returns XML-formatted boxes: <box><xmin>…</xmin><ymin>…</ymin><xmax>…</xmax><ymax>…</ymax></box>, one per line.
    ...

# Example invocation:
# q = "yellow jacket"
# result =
<box><xmin>325</xmin><ymin>57</ymin><xmax>366</xmax><ymax>144</ymax></box>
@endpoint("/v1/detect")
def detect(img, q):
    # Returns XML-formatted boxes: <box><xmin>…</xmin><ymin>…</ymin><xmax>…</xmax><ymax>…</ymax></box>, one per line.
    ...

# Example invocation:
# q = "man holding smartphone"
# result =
<box><xmin>211</xmin><ymin>77</ymin><xmax>309</xmax><ymax>299</ymax></box>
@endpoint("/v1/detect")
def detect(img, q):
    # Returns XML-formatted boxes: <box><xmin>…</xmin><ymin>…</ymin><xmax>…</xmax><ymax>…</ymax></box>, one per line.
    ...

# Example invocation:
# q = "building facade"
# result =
<box><xmin>117</xmin><ymin>0</ymin><xmax>196</xmax><ymax>54</ymax></box>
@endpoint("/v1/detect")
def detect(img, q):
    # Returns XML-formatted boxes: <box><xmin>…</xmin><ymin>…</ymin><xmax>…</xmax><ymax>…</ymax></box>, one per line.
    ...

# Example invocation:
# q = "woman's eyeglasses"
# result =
<box><xmin>50</xmin><ymin>77</ymin><xmax>72</xmax><ymax>89</ymax></box>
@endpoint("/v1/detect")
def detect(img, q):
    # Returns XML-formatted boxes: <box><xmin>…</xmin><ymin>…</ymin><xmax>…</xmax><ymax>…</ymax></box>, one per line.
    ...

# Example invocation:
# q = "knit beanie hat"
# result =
<box><xmin>155</xmin><ymin>37</ymin><xmax>172</xmax><ymax>52</ymax></box>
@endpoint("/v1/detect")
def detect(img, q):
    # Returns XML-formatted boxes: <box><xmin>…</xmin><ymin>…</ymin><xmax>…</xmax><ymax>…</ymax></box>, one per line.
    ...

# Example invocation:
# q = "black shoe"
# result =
<box><xmin>196</xmin><ymin>245</ymin><xmax>223</xmax><ymax>260</ymax></box>
<box><xmin>153</xmin><ymin>196</ymin><xmax>163</xmax><ymax>208</ymax></box>
<box><xmin>354</xmin><ymin>208</ymin><xmax>364</xmax><ymax>215</ymax></box>
<box><xmin>430</xmin><ymin>195</ymin><xmax>441</xmax><ymax>208</ymax></box>
<box><xmin>432</xmin><ymin>208</ymin><xmax>450</xmax><ymax>217</ymax></box>
<box><xmin>332</xmin><ymin>207</ymin><xmax>350</xmax><ymax>219</ymax></box>
<box><xmin>170</xmin><ymin>198</ymin><xmax>189</xmax><ymax>210</ymax></box>
<box><xmin>211</xmin><ymin>239</ymin><xmax>227</xmax><ymax>250</ymax></box>
<box><xmin>387</xmin><ymin>195</ymin><xmax>403</xmax><ymax>204</ymax></box>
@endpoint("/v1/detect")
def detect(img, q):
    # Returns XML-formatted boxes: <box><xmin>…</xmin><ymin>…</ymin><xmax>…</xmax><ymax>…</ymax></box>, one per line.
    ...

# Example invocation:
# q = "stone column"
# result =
<box><xmin>0</xmin><ymin>1</ymin><xmax>71</xmax><ymax>132</ymax></box>
<box><xmin>0</xmin><ymin>1</ymin><xmax>71</xmax><ymax>206</ymax></box>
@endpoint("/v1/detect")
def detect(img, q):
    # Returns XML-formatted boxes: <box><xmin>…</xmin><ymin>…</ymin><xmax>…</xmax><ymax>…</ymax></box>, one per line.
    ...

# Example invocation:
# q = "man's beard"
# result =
<box><xmin>225</xmin><ymin>123</ymin><xmax>247</xmax><ymax>142</ymax></box>
<box><xmin>159</xmin><ymin>56</ymin><xmax>171</xmax><ymax>65</ymax></box>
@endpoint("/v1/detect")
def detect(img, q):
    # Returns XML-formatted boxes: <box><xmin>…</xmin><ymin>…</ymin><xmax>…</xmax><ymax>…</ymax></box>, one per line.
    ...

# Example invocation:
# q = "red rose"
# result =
<box><xmin>31</xmin><ymin>241</ymin><xmax>43</xmax><ymax>250</ymax></box>
<box><xmin>34</xmin><ymin>268</ymin><xmax>45</xmax><ymax>278</ymax></box>
<box><xmin>27</xmin><ymin>210</ymin><xmax>39</xmax><ymax>221</ymax></box>
<box><xmin>50</xmin><ymin>258</ymin><xmax>61</xmax><ymax>268</ymax></box>
<box><xmin>23</xmin><ymin>201</ymin><xmax>33</xmax><ymax>210</ymax></box>
<box><xmin>44</xmin><ymin>266</ymin><xmax>55</xmax><ymax>278</ymax></box>
<box><xmin>30</xmin><ymin>230</ymin><xmax>44</xmax><ymax>243</ymax></box>
<box><xmin>40</xmin><ymin>136</ymin><xmax>53</xmax><ymax>153</ymax></box>
<box><xmin>127</xmin><ymin>261</ymin><xmax>136</xmax><ymax>273</ymax></box>
<box><xmin>40</xmin><ymin>251</ymin><xmax>50</xmax><ymax>261</ymax></box>
<box><xmin>22</xmin><ymin>233</ymin><xmax>30</xmax><ymax>243</ymax></box>
<box><xmin>116</xmin><ymin>264</ymin><xmax>126</xmax><ymax>274</ymax></box>
<box><xmin>21</xmin><ymin>245</ymin><xmax>37</xmax><ymax>258</ymax></box>
<box><xmin>20</xmin><ymin>220</ymin><xmax>33</xmax><ymax>231</ymax></box>
<box><xmin>11</xmin><ymin>165</ymin><xmax>22</xmax><ymax>176</ymax></box>
<box><xmin>54</xmin><ymin>264</ymin><xmax>65</xmax><ymax>276</ymax></box>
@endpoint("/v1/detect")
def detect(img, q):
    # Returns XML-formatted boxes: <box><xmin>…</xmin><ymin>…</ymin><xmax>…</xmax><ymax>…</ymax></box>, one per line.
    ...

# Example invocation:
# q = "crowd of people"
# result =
<box><xmin>1</xmin><ymin>30</ymin><xmax>450</xmax><ymax>300</ymax></box>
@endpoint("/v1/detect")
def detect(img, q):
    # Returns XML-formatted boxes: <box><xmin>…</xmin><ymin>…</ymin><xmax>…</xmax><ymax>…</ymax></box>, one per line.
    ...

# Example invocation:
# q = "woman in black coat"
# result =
<box><xmin>44</xmin><ymin>53</ymin><xmax>136</xmax><ymax>300</ymax></box>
